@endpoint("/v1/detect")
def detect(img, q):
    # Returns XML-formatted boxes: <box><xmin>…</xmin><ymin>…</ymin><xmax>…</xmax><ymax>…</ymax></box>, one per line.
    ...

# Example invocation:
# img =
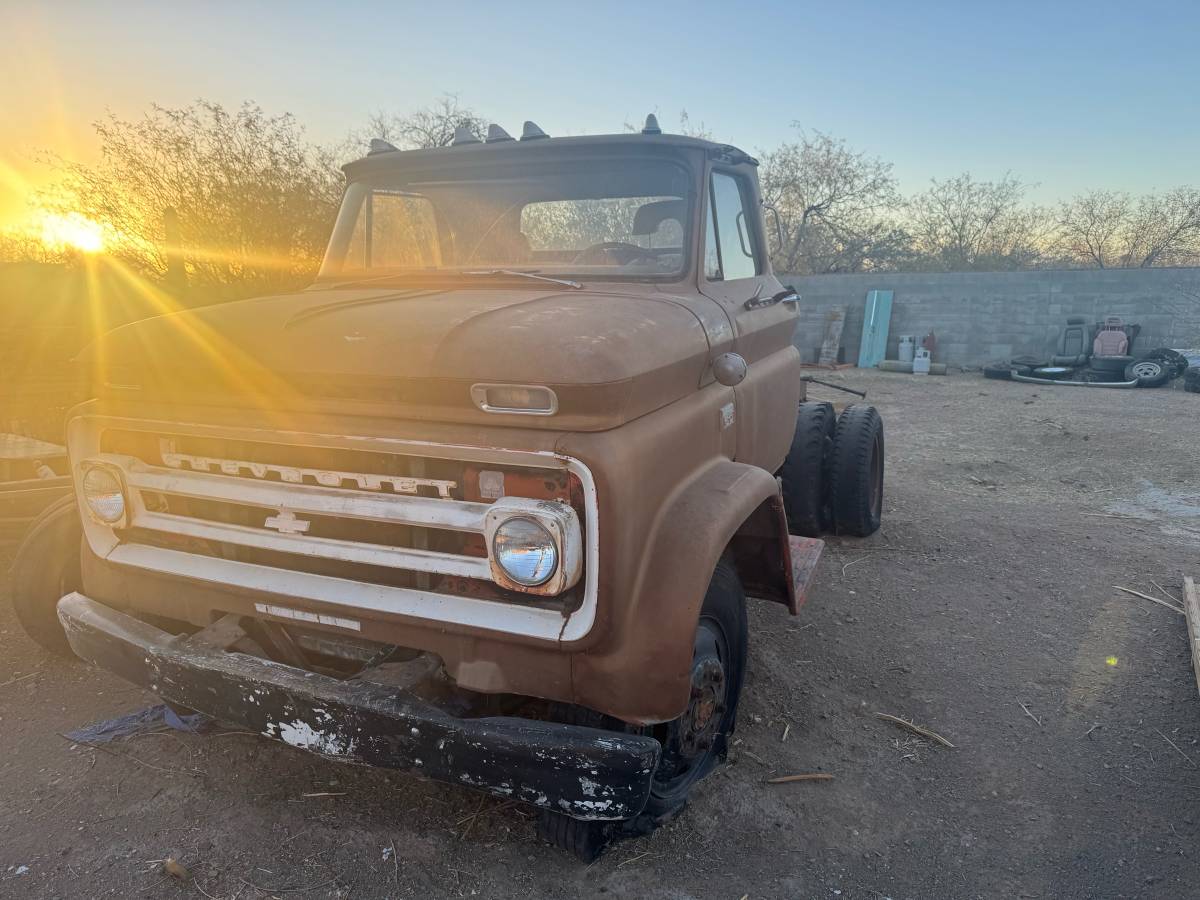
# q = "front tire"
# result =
<box><xmin>644</xmin><ymin>559</ymin><xmax>747</xmax><ymax>816</ymax></box>
<box><xmin>10</xmin><ymin>495</ymin><xmax>82</xmax><ymax>657</ymax></box>
<box><xmin>537</xmin><ymin>561</ymin><xmax>748</xmax><ymax>861</ymax></box>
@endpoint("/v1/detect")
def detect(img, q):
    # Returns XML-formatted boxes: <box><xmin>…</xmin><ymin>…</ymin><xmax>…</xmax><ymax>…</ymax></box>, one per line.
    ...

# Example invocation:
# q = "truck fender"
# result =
<box><xmin>572</xmin><ymin>460</ymin><xmax>803</xmax><ymax>724</ymax></box>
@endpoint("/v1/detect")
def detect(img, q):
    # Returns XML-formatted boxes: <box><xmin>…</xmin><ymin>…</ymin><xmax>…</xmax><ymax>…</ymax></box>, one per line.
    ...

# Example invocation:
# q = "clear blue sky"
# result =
<box><xmin>2</xmin><ymin>0</ymin><xmax>1197</xmax><ymax>223</ymax></box>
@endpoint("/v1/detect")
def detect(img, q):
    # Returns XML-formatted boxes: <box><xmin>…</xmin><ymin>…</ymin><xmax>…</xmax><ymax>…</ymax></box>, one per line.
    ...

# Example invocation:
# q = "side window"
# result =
<box><xmin>705</xmin><ymin>172</ymin><xmax>760</xmax><ymax>281</ymax></box>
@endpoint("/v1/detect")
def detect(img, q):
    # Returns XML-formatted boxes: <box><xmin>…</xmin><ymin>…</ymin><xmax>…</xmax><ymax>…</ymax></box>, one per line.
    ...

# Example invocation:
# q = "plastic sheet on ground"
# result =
<box><xmin>65</xmin><ymin>704</ymin><xmax>212</xmax><ymax>744</ymax></box>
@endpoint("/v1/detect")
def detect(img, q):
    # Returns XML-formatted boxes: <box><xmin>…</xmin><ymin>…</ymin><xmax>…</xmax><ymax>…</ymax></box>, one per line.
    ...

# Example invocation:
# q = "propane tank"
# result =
<box><xmin>913</xmin><ymin>347</ymin><xmax>931</xmax><ymax>375</ymax></box>
<box><xmin>921</xmin><ymin>330</ymin><xmax>937</xmax><ymax>359</ymax></box>
<box><xmin>897</xmin><ymin>335</ymin><xmax>915</xmax><ymax>364</ymax></box>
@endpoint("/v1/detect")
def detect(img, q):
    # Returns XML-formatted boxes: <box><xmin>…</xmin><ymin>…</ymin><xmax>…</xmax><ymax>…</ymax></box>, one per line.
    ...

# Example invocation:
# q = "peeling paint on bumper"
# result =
<box><xmin>57</xmin><ymin>592</ymin><xmax>660</xmax><ymax>820</ymax></box>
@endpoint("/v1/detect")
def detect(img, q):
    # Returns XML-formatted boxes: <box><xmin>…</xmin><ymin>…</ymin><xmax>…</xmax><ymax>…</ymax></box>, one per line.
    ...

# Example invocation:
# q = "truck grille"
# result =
<box><xmin>68</xmin><ymin>416</ymin><xmax>598</xmax><ymax>642</ymax></box>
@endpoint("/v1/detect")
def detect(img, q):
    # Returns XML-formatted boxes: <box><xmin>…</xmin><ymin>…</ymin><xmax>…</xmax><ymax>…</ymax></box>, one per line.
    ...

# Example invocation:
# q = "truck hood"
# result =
<box><xmin>85</xmin><ymin>286</ymin><xmax>716</xmax><ymax>430</ymax></box>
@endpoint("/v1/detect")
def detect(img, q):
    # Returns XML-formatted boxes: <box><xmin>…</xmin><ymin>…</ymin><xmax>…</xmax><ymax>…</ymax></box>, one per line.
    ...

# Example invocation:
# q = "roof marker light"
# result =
<box><xmin>486</xmin><ymin>124</ymin><xmax>514</xmax><ymax>143</ymax></box>
<box><xmin>520</xmin><ymin>121</ymin><xmax>549</xmax><ymax>141</ymax></box>
<box><xmin>642</xmin><ymin>114</ymin><xmax>662</xmax><ymax>135</ymax></box>
<box><xmin>451</xmin><ymin>126</ymin><xmax>482</xmax><ymax>146</ymax></box>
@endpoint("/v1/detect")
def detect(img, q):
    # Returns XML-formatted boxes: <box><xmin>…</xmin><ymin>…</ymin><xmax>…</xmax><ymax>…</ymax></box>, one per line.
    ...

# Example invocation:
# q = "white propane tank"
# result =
<box><xmin>913</xmin><ymin>347</ymin><xmax>931</xmax><ymax>375</ymax></box>
<box><xmin>898</xmin><ymin>335</ymin><xmax>915</xmax><ymax>363</ymax></box>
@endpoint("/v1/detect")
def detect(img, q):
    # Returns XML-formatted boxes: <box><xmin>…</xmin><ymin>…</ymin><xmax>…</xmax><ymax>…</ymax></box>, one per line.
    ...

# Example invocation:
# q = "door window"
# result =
<box><xmin>705</xmin><ymin>172</ymin><xmax>760</xmax><ymax>281</ymax></box>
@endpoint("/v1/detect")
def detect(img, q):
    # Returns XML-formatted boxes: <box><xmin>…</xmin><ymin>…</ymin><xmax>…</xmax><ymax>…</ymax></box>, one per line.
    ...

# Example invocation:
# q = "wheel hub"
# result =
<box><xmin>680</xmin><ymin>657</ymin><xmax>726</xmax><ymax>756</ymax></box>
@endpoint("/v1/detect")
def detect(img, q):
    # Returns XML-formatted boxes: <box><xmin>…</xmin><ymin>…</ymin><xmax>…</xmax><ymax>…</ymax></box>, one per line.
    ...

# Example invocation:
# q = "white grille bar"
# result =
<box><xmin>106</xmin><ymin>454</ymin><xmax>490</xmax><ymax>532</ymax></box>
<box><xmin>134</xmin><ymin>510</ymin><xmax>493</xmax><ymax>579</ymax></box>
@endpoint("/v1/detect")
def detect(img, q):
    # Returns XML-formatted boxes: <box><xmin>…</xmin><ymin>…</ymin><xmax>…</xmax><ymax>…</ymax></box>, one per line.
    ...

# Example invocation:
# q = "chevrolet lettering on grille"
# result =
<box><xmin>159</xmin><ymin>444</ymin><xmax>458</xmax><ymax>499</ymax></box>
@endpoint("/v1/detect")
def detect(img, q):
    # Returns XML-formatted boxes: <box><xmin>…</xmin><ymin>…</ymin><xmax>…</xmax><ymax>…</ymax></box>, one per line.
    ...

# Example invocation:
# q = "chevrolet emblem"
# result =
<box><xmin>263</xmin><ymin>510</ymin><xmax>311</xmax><ymax>535</ymax></box>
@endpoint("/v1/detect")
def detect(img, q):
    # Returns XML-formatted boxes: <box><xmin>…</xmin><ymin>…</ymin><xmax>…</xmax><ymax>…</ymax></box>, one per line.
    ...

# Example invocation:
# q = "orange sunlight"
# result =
<box><xmin>38</xmin><ymin>211</ymin><xmax>108</xmax><ymax>254</ymax></box>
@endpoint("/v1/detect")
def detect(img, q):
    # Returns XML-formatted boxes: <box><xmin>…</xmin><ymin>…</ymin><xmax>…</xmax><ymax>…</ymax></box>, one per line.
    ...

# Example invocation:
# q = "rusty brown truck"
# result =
<box><xmin>11</xmin><ymin>116</ymin><xmax>884</xmax><ymax>860</ymax></box>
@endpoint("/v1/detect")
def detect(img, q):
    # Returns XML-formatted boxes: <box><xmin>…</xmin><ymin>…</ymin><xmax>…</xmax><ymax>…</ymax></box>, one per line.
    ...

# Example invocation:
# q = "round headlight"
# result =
<box><xmin>82</xmin><ymin>466</ymin><xmax>126</xmax><ymax>524</ymax></box>
<box><xmin>492</xmin><ymin>516</ymin><xmax>558</xmax><ymax>587</ymax></box>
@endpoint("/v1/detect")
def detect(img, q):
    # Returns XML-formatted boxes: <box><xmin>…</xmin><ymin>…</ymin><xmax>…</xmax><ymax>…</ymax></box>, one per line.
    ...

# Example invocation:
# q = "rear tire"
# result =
<box><xmin>830</xmin><ymin>405</ymin><xmax>885</xmax><ymax>537</ymax></box>
<box><xmin>780</xmin><ymin>402</ymin><xmax>835</xmax><ymax>536</ymax></box>
<box><xmin>9</xmin><ymin>495</ymin><xmax>82</xmax><ymax>657</ymax></box>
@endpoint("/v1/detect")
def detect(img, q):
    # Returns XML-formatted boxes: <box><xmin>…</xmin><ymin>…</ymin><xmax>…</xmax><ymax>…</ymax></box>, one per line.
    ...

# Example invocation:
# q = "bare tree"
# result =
<box><xmin>758</xmin><ymin>130</ymin><xmax>902</xmax><ymax>274</ymax></box>
<box><xmin>358</xmin><ymin>94</ymin><xmax>487</xmax><ymax>150</ymax></box>
<box><xmin>1120</xmin><ymin>188</ymin><xmax>1200</xmax><ymax>267</ymax></box>
<box><xmin>38</xmin><ymin>101</ymin><xmax>343</xmax><ymax>298</ymax></box>
<box><xmin>906</xmin><ymin>173</ymin><xmax>1049</xmax><ymax>271</ymax></box>
<box><xmin>1055</xmin><ymin>190</ymin><xmax>1131</xmax><ymax>268</ymax></box>
<box><xmin>0</xmin><ymin>230</ymin><xmax>67</xmax><ymax>265</ymax></box>
<box><xmin>1057</xmin><ymin>188</ymin><xmax>1200</xmax><ymax>268</ymax></box>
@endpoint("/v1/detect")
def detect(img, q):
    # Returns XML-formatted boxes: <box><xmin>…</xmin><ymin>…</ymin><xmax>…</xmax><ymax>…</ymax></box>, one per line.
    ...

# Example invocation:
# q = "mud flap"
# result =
<box><xmin>788</xmin><ymin>536</ymin><xmax>824</xmax><ymax>608</ymax></box>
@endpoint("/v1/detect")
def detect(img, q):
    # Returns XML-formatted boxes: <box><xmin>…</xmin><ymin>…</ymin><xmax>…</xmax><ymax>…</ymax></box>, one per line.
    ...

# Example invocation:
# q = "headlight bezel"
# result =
<box><xmin>482</xmin><ymin>499</ymin><xmax>583</xmax><ymax>597</ymax></box>
<box><xmin>79</xmin><ymin>461</ymin><xmax>128</xmax><ymax>527</ymax></box>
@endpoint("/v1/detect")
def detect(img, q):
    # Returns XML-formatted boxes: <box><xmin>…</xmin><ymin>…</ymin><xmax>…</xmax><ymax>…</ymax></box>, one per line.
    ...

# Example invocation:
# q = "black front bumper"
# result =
<box><xmin>57</xmin><ymin>593</ymin><xmax>659</xmax><ymax>820</ymax></box>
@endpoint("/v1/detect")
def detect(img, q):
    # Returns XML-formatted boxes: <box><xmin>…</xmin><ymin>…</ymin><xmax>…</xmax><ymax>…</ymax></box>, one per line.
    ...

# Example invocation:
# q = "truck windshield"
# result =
<box><xmin>318</xmin><ymin>158</ymin><xmax>692</xmax><ymax>282</ymax></box>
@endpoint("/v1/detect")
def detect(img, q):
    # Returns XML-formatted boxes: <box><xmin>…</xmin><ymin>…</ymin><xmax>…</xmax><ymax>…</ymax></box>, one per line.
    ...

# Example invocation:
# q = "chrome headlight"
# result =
<box><xmin>81</xmin><ymin>463</ymin><xmax>127</xmax><ymax>525</ymax></box>
<box><xmin>491</xmin><ymin>516</ymin><xmax>558</xmax><ymax>586</ymax></box>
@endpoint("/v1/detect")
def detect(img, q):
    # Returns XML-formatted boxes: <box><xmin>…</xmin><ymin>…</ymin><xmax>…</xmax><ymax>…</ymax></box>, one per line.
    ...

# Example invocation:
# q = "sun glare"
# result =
<box><xmin>39</xmin><ymin>211</ymin><xmax>108</xmax><ymax>254</ymax></box>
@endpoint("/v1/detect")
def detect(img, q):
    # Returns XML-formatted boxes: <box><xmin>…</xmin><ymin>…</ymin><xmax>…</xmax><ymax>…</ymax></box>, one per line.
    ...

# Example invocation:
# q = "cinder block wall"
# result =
<box><xmin>783</xmin><ymin>267</ymin><xmax>1200</xmax><ymax>366</ymax></box>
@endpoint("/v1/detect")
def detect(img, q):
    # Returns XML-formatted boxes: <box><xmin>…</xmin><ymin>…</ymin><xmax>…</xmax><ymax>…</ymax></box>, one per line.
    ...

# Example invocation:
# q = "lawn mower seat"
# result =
<box><xmin>1051</xmin><ymin>315</ymin><xmax>1091</xmax><ymax>366</ymax></box>
<box><xmin>1093</xmin><ymin>316</ymin><xmax>1129</xmax><ymax>357</ymax></box>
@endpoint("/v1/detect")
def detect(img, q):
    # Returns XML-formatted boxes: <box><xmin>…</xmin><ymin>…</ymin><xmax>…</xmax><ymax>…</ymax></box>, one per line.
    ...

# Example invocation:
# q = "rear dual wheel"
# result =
<box><xmin>780</xmin><ymin>402</ymin><xmax>836</xmax><ymax>536</ymax></box>
<box><xmin>781</xmin><ymin>402</ymin><xmax>884</xmax><ymax>538</ymax></box>
<box><xmin>829</xmin><ymin>405</ymin><xmax>885</xmax><ymax>537</ymax></box>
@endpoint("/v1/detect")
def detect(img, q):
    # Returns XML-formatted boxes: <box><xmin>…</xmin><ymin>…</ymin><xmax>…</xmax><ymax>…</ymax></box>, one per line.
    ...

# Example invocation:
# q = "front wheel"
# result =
<box><xmin>537</xmin><ymin>561</ymin><xmax>748</xmax><ymax>861</ymax></box>
<box><xmin>644</xmin><ymin>559</ymin><xmax>747</xmax><ymax>816</ymax></box>
<box><xmin>10</xmin><ymin>495</ymin><xmax>82</xmax><ymax>657</ymax></box>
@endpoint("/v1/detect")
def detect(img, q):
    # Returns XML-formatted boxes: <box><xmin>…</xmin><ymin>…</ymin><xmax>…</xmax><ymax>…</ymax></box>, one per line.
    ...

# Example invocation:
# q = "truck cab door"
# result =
<box><xmin>699</xmin><ymin>168</ymin><xmax>803</xmax><ymax>471</ymax></box>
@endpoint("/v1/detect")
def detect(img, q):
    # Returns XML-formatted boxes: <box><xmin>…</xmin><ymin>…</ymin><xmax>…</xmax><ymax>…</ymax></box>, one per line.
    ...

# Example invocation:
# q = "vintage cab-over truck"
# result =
<box><xmin>11</xmin><ymin>117</ymin><xmax>884</xmax><ymax>859</ymax></box>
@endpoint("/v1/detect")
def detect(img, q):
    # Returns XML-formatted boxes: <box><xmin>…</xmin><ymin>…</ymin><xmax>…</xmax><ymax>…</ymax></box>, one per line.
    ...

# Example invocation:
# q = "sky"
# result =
<box><xmin>2</xmin><ymin>0</ymin><xmax>1198</xmax><ymax>230</ymax></box>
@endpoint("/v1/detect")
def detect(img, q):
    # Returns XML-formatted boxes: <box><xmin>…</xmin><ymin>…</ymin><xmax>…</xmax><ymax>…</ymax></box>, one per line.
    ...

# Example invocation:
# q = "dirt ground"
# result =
<box><xmin>2</xmin><ymin>370</ymin><xmax>1199</xmax><ymax>900</ymax></box>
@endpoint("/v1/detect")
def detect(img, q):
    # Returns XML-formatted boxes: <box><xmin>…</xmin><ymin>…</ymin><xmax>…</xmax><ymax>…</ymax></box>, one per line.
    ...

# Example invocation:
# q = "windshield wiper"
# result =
<box><xmin>464</xmin><ymin>269</ymin><xmax>583</xmax><ymax>290</ymax></box>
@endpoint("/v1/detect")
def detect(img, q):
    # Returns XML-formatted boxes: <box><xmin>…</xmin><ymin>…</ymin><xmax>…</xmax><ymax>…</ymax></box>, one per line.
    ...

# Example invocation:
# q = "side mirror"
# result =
<box><xmin>761</xmin><ymin>202</ymin><xmax>784</xmax><ymax>250</ymax></box>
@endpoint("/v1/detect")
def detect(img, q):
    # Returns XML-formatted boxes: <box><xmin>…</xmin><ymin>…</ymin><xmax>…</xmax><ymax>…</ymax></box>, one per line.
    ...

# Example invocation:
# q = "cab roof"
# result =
<box><xmin>342</xmin><ymin>130</ymin><xmax>758</xmax><ymax>180</ymax></box>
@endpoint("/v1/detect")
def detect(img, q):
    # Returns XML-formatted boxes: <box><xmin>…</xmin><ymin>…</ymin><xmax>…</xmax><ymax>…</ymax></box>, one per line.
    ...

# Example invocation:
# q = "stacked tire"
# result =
<box><xmin>781</xmin><ymin>402</ymin><xmax>884</xmax><ymax>538</ymax></box>
<box><xmin>983</xmin><ymin>362</ymin><xmax>1034</xmax><ymax>380</ymax></box>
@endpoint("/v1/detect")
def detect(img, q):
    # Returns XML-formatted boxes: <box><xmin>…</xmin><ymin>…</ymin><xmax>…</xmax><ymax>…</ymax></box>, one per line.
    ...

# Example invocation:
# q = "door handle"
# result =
<box><xmin>744</xmin><ymin>289</ymin><xmax>800</xmax><ymax>311</ymax></box>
